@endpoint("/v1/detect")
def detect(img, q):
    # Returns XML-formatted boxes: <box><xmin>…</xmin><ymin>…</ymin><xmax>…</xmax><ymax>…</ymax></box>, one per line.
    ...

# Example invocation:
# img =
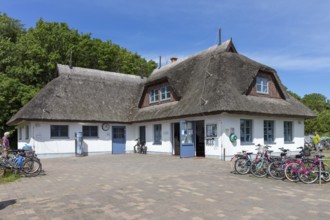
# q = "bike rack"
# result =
<box><xmin>318</xmin><ymin>157</ymin><xmax>330</xmax><ymax>185</ymax></box>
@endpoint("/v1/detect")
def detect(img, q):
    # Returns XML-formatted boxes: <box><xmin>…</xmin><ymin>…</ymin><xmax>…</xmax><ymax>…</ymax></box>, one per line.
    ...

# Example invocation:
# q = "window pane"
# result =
<box><xmin>26</xmin><ymin>125</ymin><xmax>29</xmax><ymax>139</ymax></box>
<box><xmin>83</xmin><ymin>126</ymin><xmax>98</xmax><ymax>137</ymax></box>
<box><xmin>256</xmin><ymin>77</ymin><xmax>269</xmax><ymax>94</ymax></box>
<box><xmin>160</xmin><ymin>86</ymin><xmax>170</xmax><ymax>100</ymax></box>
<box><xmin>113</xmin><ymin>127</ymin><xmax>125</xmax><ymax>139</ymax></box>
<box><xmin>206</xmin><ymin>124</ymin><xmax>217</xmax><ymax>137</ymax></box>
<box><xmin>240</xmin><ymin>119</ymin><xmax>253</xmax><ymax>143</ymax></box>
<box><xmin>150</xmin><ymin>89</ymin><xmax>159</xmax><ymax>103</ymax></box>
<box><xmin>264</xmin><ymin>120</ymin><xmax>274</xmax><ymax>142</ymax></box>
<box><xmin>284</xmin><ymin>121</ymin><xmax>293</xmax><ymax>142</ymax></box>
<box><xmin>51</xmin><ymin>125</ymin><xmax>68</xmax><ymax>138</ymax></box>
<box><xmin>154</xmin><ymin>124</ymin><xmax>162</xmax><ymax>144</ymax></box>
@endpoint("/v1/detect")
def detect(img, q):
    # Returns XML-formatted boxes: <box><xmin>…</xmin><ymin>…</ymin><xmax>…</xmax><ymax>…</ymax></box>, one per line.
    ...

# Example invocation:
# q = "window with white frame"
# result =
<box><xmin>153</xmin><ymin>124</ymin><xmax>162</xmax><ymax>144</ymax></box>
<box><xmin>83</xmin><ymin>126</ymin><xmax>98</xmax><ymax>138</ymax></box>
<box><xmin>25</xmin><ymin>125</ymin><xmax>29</xmax><ymax>139</ymax></box>
<box><xmin>160</xmin><ymin>86</ymin><xmax>171</xmax><ymax>101</ymax></box>
<box><xmin>149</xmin><ymin>89</ymin><xmax>159</xmax><ymax>103</ymax></box>
<box><xmin>264</xmin><ymin>120</ymin><xmax>274</xmax><ymax>143</ymax></box>
<box><xmin>51</xmin><ymin>125</ymin><xmax>69</xmax><ymax>138</ymax></box>
<box><xmin>19</xmin><ymin>127</ymin><xmax>22</xmax><ymax>140</ymax></box>
<box><xmin>284</xmin><ymin>121</ymin><xmax>293</xmax><ymax>142</ymax></box>
<box><xmin>240</xmin><ymin>119</ymin><xmax>253</xmax><ymax>143</ymax></box>
<box><xmin>206</xmin><ymin>124</ymin><xmax>217</xmax><ymax>137</ymax></box>
<box><xmin>256</xmin><ymin>77</ymin><xmax>269</xmax><ymax>94</ymax></box>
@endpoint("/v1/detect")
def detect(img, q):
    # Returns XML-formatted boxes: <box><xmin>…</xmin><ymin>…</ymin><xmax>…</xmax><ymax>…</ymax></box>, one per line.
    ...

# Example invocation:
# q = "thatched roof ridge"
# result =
<box><xmin>150</xmin><ymin>39</ymin><xmax>234</xmax><ymax>77</ymax></box>
<box><xmin>57</xmin><ymin>64</ymin><xmax>144</xmax><ymax>82</ymax></box>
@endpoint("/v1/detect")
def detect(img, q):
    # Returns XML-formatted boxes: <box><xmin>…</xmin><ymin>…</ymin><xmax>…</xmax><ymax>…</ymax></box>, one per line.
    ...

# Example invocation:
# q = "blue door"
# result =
<box><xmin>180</xmin><ymin>121</ymin><xmax>195</xmax><ymax>158</ymax></box>
<box><xmin>112</xmin><ymin>126</ymin><xmax>126</xmax><ymax>154</ymax></box>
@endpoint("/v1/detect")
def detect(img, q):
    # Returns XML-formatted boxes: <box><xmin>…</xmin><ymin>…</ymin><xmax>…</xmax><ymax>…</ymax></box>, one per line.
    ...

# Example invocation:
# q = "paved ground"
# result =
<box><xmin>0</xmin><ymin>154</ymin><xmax>329</xmax><ymax>220</ymax></box>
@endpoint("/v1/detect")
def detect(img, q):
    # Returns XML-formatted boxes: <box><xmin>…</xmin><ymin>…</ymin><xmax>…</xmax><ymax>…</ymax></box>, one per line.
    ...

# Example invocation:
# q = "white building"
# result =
<box><xmin>8</xmin><ymin>40</ymin><xmax>315</xmax><ymax>159</ymax></box>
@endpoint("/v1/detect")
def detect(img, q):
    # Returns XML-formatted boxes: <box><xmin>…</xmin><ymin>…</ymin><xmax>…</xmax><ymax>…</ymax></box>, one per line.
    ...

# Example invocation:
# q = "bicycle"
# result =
<box><xmin>234</xmin><ymin>144</ymin><xmax>268</xmax><ymax>175</ymax></box>
<box><xmin>133</xmin><ymin>138</ymin><xmax>147</xmax><ymax>154</ymax></box>
<box><xmin>267</xmin><ymin>147</ymin><xmax>290</xmax><ymax>180</ymax></box>
<box><xmin>230</xmin><ymin>150</ymin><xmax>247</xmax><ymax>171</ymax></box>
<box><xmin>284</xmin><ymin>146</ymin><xmax>312</xmax><ymax>182</ymax></box>
<box><xmin>298</xmin><ymin>154</ymin><xmax>330</xmax><ymax>184</ymax></box>
<box><xmin>250</xmin><ymin>145</ymin><xmax>273</xmax><ymax>178</ymax></box>
<box><xmin>0</xmin><ymin>149</ymin><xmax>42</xmax><ymax>177</ymax></box>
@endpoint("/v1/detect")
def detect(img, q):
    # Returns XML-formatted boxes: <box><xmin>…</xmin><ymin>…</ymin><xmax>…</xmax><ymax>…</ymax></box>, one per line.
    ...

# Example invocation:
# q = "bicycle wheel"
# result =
<box><xmin>321</xmin><ymin>163</ymin><xmax>330</xmax><ymax>182</ymax></box>
<box><xmin>234</xmin><ymin>158</ymin><xmax>251</xmax><ymax>175</ymax></box>
<box><xmin>230</xmin><ymin>155</ymin><xmax>238</xmax><ymax>171</ymax></box>
<box><xmin>22</xmin><ymin>158</ymin><xmax>42</xmax><ymax>177</ymax></box>
<box><xmin>251</xmin><ymin>159</ymin><xmax>269</xmax><ymax>178</ymax></box>
<box><xmin>284</xmin><ymin>162</ymin><xmax>300</xmax><ymax>182</ymax></box>
<box><xmin>268</xmin><ymin>161</ymin><xmax>285</xmax><ymax>180</ymax></box>
<box><xmin>298</xmin><ymin>161</ymin><xmax>319</xmax><ymax>184</ymax></box>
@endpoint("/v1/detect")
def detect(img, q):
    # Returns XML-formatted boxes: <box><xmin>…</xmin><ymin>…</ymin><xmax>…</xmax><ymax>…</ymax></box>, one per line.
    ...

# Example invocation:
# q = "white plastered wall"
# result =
<box><xmin>16</xmin><ymin>113</ymin><xmax>305</xmax><ymax>160</ymax></box>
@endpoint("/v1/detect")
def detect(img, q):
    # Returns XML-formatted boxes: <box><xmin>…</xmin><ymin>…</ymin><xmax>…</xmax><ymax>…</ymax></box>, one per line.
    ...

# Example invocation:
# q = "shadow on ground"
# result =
<box><xmin>0</xmin><ymin>199</ymin><xmax>16</xmax><ymax>210</ymax></box>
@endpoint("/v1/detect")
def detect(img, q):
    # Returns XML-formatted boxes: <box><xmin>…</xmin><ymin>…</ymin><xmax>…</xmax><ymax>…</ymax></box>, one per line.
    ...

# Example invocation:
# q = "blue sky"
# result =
<box><xmin>1</xmin><ymin>0</ymin><xmax>330</xmax><ymax>99</ymax></box>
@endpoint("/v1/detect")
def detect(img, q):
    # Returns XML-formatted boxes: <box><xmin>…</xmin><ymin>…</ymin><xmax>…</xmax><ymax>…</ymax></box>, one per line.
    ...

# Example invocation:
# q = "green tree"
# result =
<box><xmin>302</xmin><ymin>93</ymin><xmax>330</xmax><ymax>135</ymax></box>
<box><xmin>0</xmin><ymin>14</ymin><xmax>157</xmax><ymax>144</ymax></box>
<box><xmin>287</xmin><ymin>90</ymin><xmax>301</xmax><ymax>100</ymax></box>
<box><xmin>302</xmin><ymin>93</ymin><xmax>328</xmax><ymax>113</ymax></box>
<box><xmin>0</xmin><ymin>12</ymin><xmax>25</xmax><ymax>42</ymax></box>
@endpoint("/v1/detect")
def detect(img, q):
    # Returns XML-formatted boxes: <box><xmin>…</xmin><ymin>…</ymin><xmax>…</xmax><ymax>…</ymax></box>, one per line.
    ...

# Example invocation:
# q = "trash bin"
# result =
<box><xmin>75</xmin><ymin>132</ymin><xmax>84</xmax><ymax>156</ymax></box>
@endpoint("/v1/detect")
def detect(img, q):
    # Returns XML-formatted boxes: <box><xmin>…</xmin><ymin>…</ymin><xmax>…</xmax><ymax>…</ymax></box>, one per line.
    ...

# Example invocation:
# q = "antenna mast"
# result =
<box><xmin>218</xmin><ymin>28</ymin><xmax>221</xmax><ymax>45</ymax></box>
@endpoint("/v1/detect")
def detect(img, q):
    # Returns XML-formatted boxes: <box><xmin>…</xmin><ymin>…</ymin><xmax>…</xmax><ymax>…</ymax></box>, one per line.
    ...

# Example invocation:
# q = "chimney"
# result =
<box><xmin>170</xmin><ymin>57</ymin><xmax>178</xmax><ymax>63</ymax></box>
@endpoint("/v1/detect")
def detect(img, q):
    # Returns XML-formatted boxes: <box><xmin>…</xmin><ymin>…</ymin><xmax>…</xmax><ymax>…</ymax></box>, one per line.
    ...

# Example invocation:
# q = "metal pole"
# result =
<box><xmin>319</xmin><ymin>157</ymin><xmax>322</xmax><ymax>185</ymax></box>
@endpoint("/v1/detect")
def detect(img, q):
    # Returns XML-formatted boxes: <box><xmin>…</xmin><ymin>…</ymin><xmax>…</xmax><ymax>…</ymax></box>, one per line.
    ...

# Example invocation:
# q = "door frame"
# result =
<box><xmin>112</xmin><ymin>126</ymin><xmax>126</xmax><ymax>154</ymax></box>
<box><xmin>180</xmin><ymin>120</ymin><xmax>195</xmax><ymax>158</ymax></box>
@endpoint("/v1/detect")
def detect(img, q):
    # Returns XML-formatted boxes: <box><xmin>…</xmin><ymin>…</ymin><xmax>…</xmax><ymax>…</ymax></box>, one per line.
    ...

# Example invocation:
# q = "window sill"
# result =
<box><xmin>265</xmin><ymin>142</ymin><xmax>276</xmax><ymax>145</ymax></box>
<box><xmin>84</xmin><ymin>137</ymin><xmax>99</xmax><ymax>139</ymax></box>
<box><xmin>256</xmin><ymin>91</ymin><xmax>269</xmax><ymax>95</ymax></box>
<box><xmin>153</xmin><ymin>142</ymin><xmax>162</xmax><ymax>145</ymax></box>
<box><xmin>51</xmin><ymin>137</ymin><xmax>70</xmax><ymax>139</ymax></box>
<box><xmin>241</xmin><ymin>142</ymin><xmax>255</xmax><ymax>146</ymax></box>
<box><xmin>284</xmin><ymin>141</ymin><xmax>295</xmax><ymax>144</ymax></box>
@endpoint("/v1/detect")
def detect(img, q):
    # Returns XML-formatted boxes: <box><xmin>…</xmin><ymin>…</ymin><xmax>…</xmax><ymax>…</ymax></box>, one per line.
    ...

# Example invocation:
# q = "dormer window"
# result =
<box><xmin>256</xmin><ymin>77</ymin><xmax>269</xmax><ymax>94</ymax></box>
<box><xmin>140</xmin><ymin>80</ymin><xmax>178</xmax><ymax>108</ymax></box>
<box><xmin>150</xmin><ymin>89</ymin><xmax>159</xmax><ymax>103</ymax></box>
<box><xmin>160</xmin><ymin>86</ymin><xmax>171</xmax><ymax>101</ymax></box>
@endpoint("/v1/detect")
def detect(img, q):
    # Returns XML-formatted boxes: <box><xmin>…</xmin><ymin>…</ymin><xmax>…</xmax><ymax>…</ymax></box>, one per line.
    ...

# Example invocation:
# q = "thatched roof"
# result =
<box><xmin>7</xmin><ymin>39</ymin><xmax>315</xmax><ymax>126</ymax></box>
<box><xmin>7</xmin><ymin>65</ymin><xmax>145</xmax><ymax>125</ymax></box>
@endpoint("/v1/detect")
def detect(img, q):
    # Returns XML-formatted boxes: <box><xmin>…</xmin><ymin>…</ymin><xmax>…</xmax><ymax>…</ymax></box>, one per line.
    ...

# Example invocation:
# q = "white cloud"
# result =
<box><xmin>246</xmin><ymin>52</ymin><xmax>330</xmax><ymax>72</ymax></box>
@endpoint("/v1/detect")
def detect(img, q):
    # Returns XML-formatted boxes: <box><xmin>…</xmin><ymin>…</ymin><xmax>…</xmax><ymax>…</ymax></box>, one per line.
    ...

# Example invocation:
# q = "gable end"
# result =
<box><xmin>246</xmin><ymin>71</ymin><xmax>286</xmax><ymax>99</ymax></box>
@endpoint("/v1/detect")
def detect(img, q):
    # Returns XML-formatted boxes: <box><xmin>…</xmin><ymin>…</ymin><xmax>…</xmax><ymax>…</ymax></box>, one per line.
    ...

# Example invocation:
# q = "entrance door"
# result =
<box><xmin>180</xmin><ymin>121</ymin><xmax>195</xmax><ymax>158</ymax></box>
<box><xmin>139</xmin><ymin>126</ymin><xmax>146</xmax><ymax>144</ymax></box>
<box><xmin>196</xmin><ymin>120</ymin><xmax>205</xmax><ymax>157</ymax></box>
<box><xmin>173</xmin><ymin>123</ymin><xmax>180</xmax><ymax>155</ymax></box>
<box><xmin>112</xmin><ymin>126</ymin><xmax>126</xmax><ymax>154</ymax></box>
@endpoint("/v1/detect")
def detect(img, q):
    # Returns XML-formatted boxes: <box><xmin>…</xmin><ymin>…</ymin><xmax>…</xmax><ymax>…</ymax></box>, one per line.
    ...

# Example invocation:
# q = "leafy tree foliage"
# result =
<box><xmin>302</xmin><ymin>93</ymin><xmax>330</xmax><ymax>135</ymax></box>
<box><xmin>0</xmin><ymin>12</ymin><xmax>25</xmax><ymax>42</ymax></box>
<box><xmin>287</xmin><ymin>90</ymin><xmax>301</xmax><ymax>100</ymax></box>
<box><xmin>0</xmin><ymin>13</ymin><xmax>157</xmax><ymax>144</ymax></box>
